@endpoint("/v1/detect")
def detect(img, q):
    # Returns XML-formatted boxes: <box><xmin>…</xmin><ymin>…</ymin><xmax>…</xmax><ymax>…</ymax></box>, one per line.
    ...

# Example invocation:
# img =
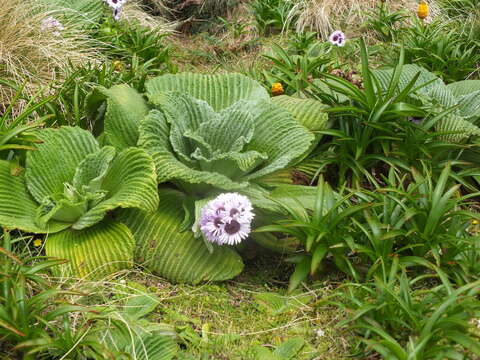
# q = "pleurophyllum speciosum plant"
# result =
<box><xmin>96</xmin><ymin>73</ymin><xmax>328</xmax><ymax>284</ymax></box>
<box><xmin>0</xmin><ymin>126</ymin><xmax>159</xmax><ymax>277</ymax></box>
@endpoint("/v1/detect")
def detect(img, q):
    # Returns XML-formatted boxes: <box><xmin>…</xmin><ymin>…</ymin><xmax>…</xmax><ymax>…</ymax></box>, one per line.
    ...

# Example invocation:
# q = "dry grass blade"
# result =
<box><xmin>0</xmin><ymin>0</ymin><xmax>101</xmax><ymax>104</ymax></box>
<box><xmin>287</xmin><ymin>0</ymin><xmax>445</xmax><ymax>39</ymax></box>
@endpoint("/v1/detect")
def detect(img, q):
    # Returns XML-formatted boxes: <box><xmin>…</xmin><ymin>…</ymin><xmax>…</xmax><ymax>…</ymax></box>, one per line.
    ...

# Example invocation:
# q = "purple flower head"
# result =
<box><xmin>200</xmin><ymin>193</ymin><xmax>254</xmax><ymax>246</ymax></box>
<box><xmin>41</xmin><ymin>16</ymin><xmax>64</xmax><ymax>35</ymax></box>
<box><xmin>113</xmin><ymin>7</ymin><xmax>122</xmax><ymax>21</ymax></box>
<box><xmin>105</xmin><ymin>0</ymin><xmax>126</xmax><ymax>9</ymax></box>
<box><xmin>329</xmin><ymin>30</ymin><xmax>346</xmax><ymax>47</ymax></box>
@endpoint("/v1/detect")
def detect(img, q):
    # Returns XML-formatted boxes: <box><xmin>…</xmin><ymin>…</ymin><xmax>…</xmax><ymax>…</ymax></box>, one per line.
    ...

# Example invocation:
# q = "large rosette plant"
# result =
<box><xmin>0</xmin><ymin>126</ymin><xmax>159</xmax><ymax>277</ymax></box>
<box><xmin>95</xmin><ymin>73</ymin><xmax>328</xmax><ymax>283</ymax></box>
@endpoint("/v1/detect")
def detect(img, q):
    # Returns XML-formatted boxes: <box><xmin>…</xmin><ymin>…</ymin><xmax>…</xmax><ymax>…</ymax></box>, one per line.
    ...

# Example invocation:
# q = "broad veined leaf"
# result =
<box><xmin>73</xmin><ymin>147</ymin><xmax>159</xmax><ymax>230</ymax></box>
<box><xmin>25</xmin><ymin>126</ymin><xmax>99</xmax><ymax>204</ymax></box>
<box><xmin>145</xmin><ymin>72</ymin><xmax>270</xmax><ymax>112</ymax></box>
<box><xmin>99</xmin><ymin>85</ymin><xmax>150</xmax><ymax>150</ymax></box>
<box><xmin>45</xmin><ymin>220</ymin><xmax>135</xmax><ymax>278</ymax></box>
<box><xmin>139</xmin><ymin>109</ymin><xmax>249</xmax><ymax>191</ymax></box>
<box><xmin>447</xmin><ymin>80</ymin><xmax>480</xmax><ymax>97</ymax></box>
<box><xmin>372</xmin><ymin>64</ymin><xmax>480</xmax><ymax>141</ymax></box>
<box><xmin>0</xmin><ymin>161</ymin><xmax>69</xmax><ymax>233</ymax></box>
<box><xmin>271</xmin><ymin>95</ymin><xmax>329</xmax><ymax>133</ymax></box>
<box><xmin>126</xmin><ymin>335</ymin><xmax>178</xmax><ymax>360</ymax></box>
<box><xmin>40</xmin><ymin>0</ymin><xmax>105</xmax><ymax>28</ymax></box>
<box><xmin>118</xmin><ymin>188</ymin><xmax>244</xmax><ymax>284</ymax></box>
<box><xmin>229</xmin><ymin>100</ymin><xmax>315</xmax><ymax>181</ymax></box>
<box><xmin>73</xmin><ymin>146</ymin><xmax>116</xmax><ymax>193</ymax></box>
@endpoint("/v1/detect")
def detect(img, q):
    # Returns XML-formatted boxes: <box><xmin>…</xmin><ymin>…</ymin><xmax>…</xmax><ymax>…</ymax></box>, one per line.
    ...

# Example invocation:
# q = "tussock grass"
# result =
<box><xmin>286</xmin><ymin>0</ymin><xmax>445</xmax><ymax>39</ymax></box>
<box><xmin>123</xmin><ymin>0</ymin><xmax>177</xmax><ymax>31</ymax></box>
<box><xmin>0</xmin><ymin>0</ymin><xmax>101</xmax><ymax>104</ymax></box>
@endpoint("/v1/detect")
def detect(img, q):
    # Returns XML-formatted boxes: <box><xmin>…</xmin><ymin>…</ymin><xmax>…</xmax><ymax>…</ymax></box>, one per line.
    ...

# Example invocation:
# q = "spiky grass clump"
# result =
<box><xmin>122</xmin><ymin>0</ymin><xmax>177</xmax><ymax>30</ymax></box>
<box><xmin>286</xmin><ymin>0</ymin><xmax>444</xmax><ymax>39</ymax></box>
<box><xmin>0</xmin><ymin>0</ymin><xmax>101</xmax><ymax>103</ymax></box>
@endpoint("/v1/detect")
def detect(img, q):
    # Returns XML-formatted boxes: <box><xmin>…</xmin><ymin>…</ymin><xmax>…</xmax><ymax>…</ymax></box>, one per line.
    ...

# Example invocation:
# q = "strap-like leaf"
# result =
<box><xmin>45</xmin><ymin>220</ymin><xmax>135</xmax><ymax>278</ymax></box>
<box><xmin>100</xmin><ymin>85</ymin><xmax>150</xmax><ymax>150</ymax></box>
<box><xmin>145</xmin><ymin>73</ymin><xmax>269</xmax><ymax>111</ymax></box>
<box><xmin>118</xmin><ymin>188</ymin><xmax>244</xmax><ymax>284</ymax></box>
<box><xmin>25</xmin><ymin>127</ymin><xmax>99</xmax><ymax>204</ymax></box>
<box><xmin>73</xmin><ymin>147</ymin><xmax>159</xmax><ymax>230</ymax></box>
<box><xmin>0</xmin><ymin>161</ymin><xmax>68</xmax><ymax>233</ymax></box>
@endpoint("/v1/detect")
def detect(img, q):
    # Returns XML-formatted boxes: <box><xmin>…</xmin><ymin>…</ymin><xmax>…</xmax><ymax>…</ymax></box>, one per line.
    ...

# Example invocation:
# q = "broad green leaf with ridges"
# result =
<box><xmin>242</xmin><ymin>101</ymin><xmax>314</xmax><ymax>180</ymax></box>
<box><xmin>0</xmin><ymin>161</ymin><xmax>69</xmax><ymax>233</ymax></box>
<box><xmin>100</xmin><ymin>85</ymin><xmax>150</xmax><ymax>150</ymax></box>
<box><xmin>447</xmin><ymin>80</ymin><xmax>480</xmax><ymax>97</ymax></box>
<box><xmin>46</xmin><ymin>220</ymin><xmax>135</xmax><ymax>278</ymax></box>
<box><xmin>40</xmin><ymin>0</ymin><xmax>104</xmax><ymax>28</ymax></box>
<box><xmin>271</xmin><ymin>95</ymin><xmax>329</xmax><ymax>132</ymax></box>
<box><xmin>73</xmin><ymin>147</ymin><xmax>159</xmax><ymax>230</ymax></box>
<box><xmin>118</xmin><ymin>188</ymin><xmax>244</xmax><ymax>284</ymax></box>
<box><xmin>73</xmin><ymin>146</ymin><xmax>116</xmax><ymax>192</ymax></box>
<box><xmin>372</xmin><ymin>65</ymin><xmax>480</xmax><ymax>141</ymax></box>
<box><xmin>139</xmin><ymin>110</ymin><xmax>248</xmax><ymax>190</ymax></box>
<box><xmin>129</xmin><ymin>335</ymin><xmax>178</xmax><ymax>360</ymax></box>
<box><xmin>145</xmin><ymin>73</ymin><xmax>270</xmax><ymax>112</ymax></box>
<box><xmin>26</xmin><ymin>127</ymin><xmax>99</xmax><ymax>204</ymax></box>
<box><xmin>434</xmin><ymin>114</ymin><xmax>480</xmax><ymax>142</ymax></box>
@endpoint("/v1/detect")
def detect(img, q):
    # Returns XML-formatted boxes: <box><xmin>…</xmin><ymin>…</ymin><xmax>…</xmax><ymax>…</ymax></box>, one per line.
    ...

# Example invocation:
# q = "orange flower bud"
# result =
<box><xmin>271</xmin><ymin>82</ymin><xmax>284</xmax><ymax>96</ymax></box>
<box><xmin>417</xmin><ymin>0</ymin><xmax>428</xmax><ymax>20</ymax></box>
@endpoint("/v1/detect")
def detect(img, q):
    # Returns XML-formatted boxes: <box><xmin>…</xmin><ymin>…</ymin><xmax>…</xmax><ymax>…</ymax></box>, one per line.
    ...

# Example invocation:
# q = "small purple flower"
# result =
<box><xmin>113</xmin><ymin>7</ymin><xmax>122</xmax><ymax>21</ymax></box>
<box><xmin>105</xmin><ymin>0</ymin><xmax>126</xmax><ymax>9</ymax></box>
<box><xmin>200</xmin><ymin>193</ymin><xmax>254</xmax><ymax>246</ymax></box>
<box><xmin>41</xmin><ymin>16</ymin><xmax>64</xmax><ymax>36</ymax></box>
<box><xmin>329</xmin><ymin>30</ymin><xmax>346</xmax><ymax>47</ymax></box>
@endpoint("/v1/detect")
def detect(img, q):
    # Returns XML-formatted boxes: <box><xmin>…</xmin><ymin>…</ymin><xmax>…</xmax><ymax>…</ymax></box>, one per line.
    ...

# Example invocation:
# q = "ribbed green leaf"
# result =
<box><xmin>446</xmin><ymin>80</ymin><xmax>480</xmax><ymax>97</ymax></box>
<box><xmin>241</xmin><ymin>100</ymin><xmax>314</xmax><ymax>181</ymax></box>
<box><xmin>456</xmin><ymin>90</ymin><xmax>480</xmax><ymax>120</ymax></box>
<box><xmin>139</xmin><ymin>109</ymin><xmax>249</xmax><ymax>190</ymax></box>
<box><xmin>145</xmin><ymin>73</ymin><xmax>270</xmax><ymax>112</ymax></box>
<box><xmin>434</xmin><ymin>114</ymin><xmax>480</xmax><ymax>142</ymax></box>
<box><xmin>0</xmin><ymin>161</ymin><xmax>68</xmax><ymax>233</ymax></box>
<box><xmin>100</xmin><ymin>85</ymin><xmax>150</xmax><ymax>150</ymax></box>
<box><xmin>25</xmin><ymin>127</ymin><xmax>99</xmax><ymax>204</ymax></box>
<box><xmin>118</xmin><ymin>188</ymin><xmax>244</xmax><ymax>284</ymax></box>
<box><xmin>40</xmin><ymin>0</ymin><xmax>105</xmax><ymax>28</ymax></box>
<box><xmin>128</xmin><ymin>335</ymin><xmax>178</xmax><ymax>360</ymax></box>
<box><xmin>73</xmin><ymin>147</ymin><xmax>159</xmax><ymax>230</ymax></box>
<box><xmin>271</xmin><ymin>95</ymin><xmax>329</xmax><ymax>132</ymax></box>
<box><xmin>73</xmin><ymin>146</ymin><xmax>116</xmax><ymax>192</ymax></box>
<box><xmin>45</xmin><ymin>220</ymin><xmax>135</xmax><ymax>278</ymax></box>
<box><xmin>372</xmin><ymin>65</ymin><xmax>480</xmax><ymax>141</ymax></box>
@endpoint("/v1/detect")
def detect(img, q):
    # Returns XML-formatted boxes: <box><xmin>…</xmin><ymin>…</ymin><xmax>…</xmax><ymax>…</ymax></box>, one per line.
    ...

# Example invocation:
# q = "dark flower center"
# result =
<box><xmin>214</xmin><ymin>217</ymin><xmax>223</xmax><ymax>228</ymax></box>
<box><xmin>112</xmin><ymin>0</ymin><xmax>118</xmax><ymax>3</ymax></box>
<box><xmin>333</xmin><ymin>35</ymin><xmax>339</xmax><ymax>41</ymax></box>
<box><xmin>216</xmin><ymin>206</ymin><xmax>225</xmax><ymax>215</ymax></box>
<box><xmin>230</xmin><ymin>208</ymin><xmax>239</xmax><ymax>216</ymax></box>
<box><xmin>224</xmin><ymin>220</ymin><xmax>241</xmax><ymax>235</ymax></box>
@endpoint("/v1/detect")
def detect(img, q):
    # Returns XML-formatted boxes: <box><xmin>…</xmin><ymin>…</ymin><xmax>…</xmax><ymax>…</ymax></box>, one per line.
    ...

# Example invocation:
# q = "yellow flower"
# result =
<box><xmin>417</xmin><ymin>0</ymin><xmax>429</xmax><ymax>20</ymax></box>
<box><xmin>33</xmin><ymin>239</ymin><xmax>42</xmax><ymax>247</ymax></box>
<box><xmin>113</xmin><ymin>60</ymin><xmax>124</xmax><ymax>72</ymax></box>
<box><xmin>271</xmin><ymin>82</ymin><xmax>284</xmax><ymax>96</ymax></box>
<box><xmin>472</xmin><ymin>219</ymin><xmax>479</xmax><ymax>225</ymax></box>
